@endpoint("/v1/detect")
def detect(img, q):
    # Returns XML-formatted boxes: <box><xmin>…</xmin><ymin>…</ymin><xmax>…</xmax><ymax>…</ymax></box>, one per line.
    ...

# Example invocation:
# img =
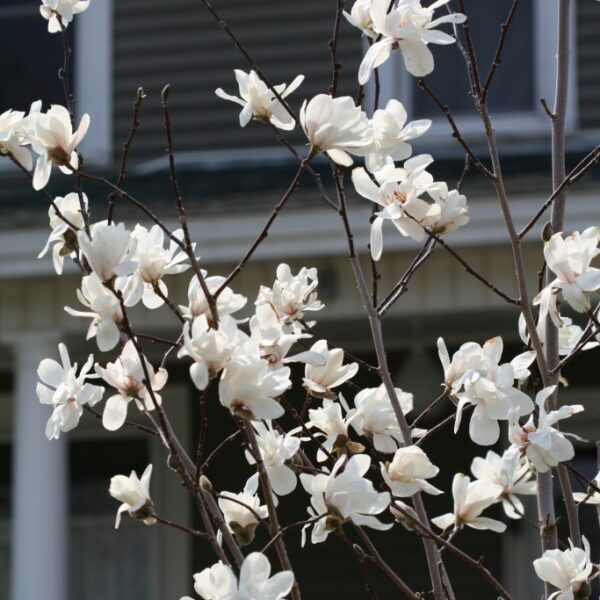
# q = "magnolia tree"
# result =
<box><xmin>6</xmin><ymin>0</ymin><xmax>600</xmax><ymax>598</ymax></box>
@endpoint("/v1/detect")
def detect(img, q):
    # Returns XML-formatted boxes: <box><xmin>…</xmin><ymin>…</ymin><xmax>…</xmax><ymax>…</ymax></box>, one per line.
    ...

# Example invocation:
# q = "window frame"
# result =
<box><xmin>0</xmin><ymin>0</ymin><xmax>113</xmax><ymax>170</ymax></box>
<box><xmin>369</xmin><ymin>0</ymin><xmax>578</xmax><ymax>144</ymax></box>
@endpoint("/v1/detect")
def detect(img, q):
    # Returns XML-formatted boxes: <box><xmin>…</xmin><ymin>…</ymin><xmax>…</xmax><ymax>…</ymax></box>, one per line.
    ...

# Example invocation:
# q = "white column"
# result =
<box><xmin>10</xmin><ymin>334</ymin><xmax>68</xmax><ymax>600</ymax></box>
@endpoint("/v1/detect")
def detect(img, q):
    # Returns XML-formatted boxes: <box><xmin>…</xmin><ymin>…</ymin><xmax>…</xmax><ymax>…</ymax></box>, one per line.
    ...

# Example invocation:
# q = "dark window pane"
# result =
<box><xmin>413</xmin><ymin>0</ymin><xmax>533</xmax><ymax>117</ymax></box>
<box><xmin>70</xmin><ymin>439</ymin><xmax>149</xmax><ymax>515</ymax></box>
<box><xmin>0</xmin><ymin>15</ymin><xmax>73</xmax><ymax>112</ymax></box>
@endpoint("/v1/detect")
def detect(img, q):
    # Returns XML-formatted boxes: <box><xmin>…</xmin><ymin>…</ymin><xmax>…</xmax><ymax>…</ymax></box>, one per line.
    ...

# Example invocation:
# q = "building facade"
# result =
<box><xmin>0</xmin><ymin>1</ymin><xmax>599</xmax><ymax>598</ymax></box>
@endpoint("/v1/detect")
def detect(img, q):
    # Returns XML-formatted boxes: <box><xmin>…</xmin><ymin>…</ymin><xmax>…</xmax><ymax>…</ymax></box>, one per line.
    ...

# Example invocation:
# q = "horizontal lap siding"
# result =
<box><xmin>113</xmin><ymin>0</ymin><xmax>363</xmax><ymax>163</ymax></box>
<box><xmin>578</xmin><ymin>1</ymin><xmax>600</xmax><ymax>129</ymax></box>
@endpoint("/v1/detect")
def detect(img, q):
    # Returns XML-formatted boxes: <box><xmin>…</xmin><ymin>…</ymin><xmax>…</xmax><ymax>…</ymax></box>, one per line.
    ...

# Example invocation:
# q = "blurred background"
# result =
<box><xmin>0</xmin><ymin>0</ymin><xmax>599</xmax><ymax>598</ymax></box>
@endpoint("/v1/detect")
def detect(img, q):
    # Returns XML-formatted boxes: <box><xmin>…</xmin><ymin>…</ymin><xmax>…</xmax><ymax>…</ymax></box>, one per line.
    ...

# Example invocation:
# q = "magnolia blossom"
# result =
<box><xmin>300</xmin><ymin>454</ymin><xmax>391</xmax><ymax>545</ymax></box>
<box><xmin>38</xmin><ymin>192</ymin><xmax>87</xmax><ymax>274</ymax></box>
<box><xmin>64</xmin><ymin>272</ymin><xmax>124</xmax><ymax>351</ymax></box>
<box><xmin>219</xmin><ymin>351</ymin><xmax>290</xmax><ymax>420</ymax></box>
<box><xmin>218</xmin><ymin>474</ymin><xmax>267</xmax><ymax>546</ymax></box>
<box><xmin>519</xmin><ymin>313</ymin><xmax>598</xmax><ymax>357</ymax></box>
<box><xmin>303</xmin><ymin>340</ymin><xmax>358</xmax><ymax>399</ymax></box>
<box><xmin>365</xmin><ymin>99</ymin><xmax>431</xmax><ymax>172</ymax></box>
<box><xmin>180</xmin><ymin>273</ymin><xmax>247</xmax><ymax>322</ymax></box>
<box><xmin>181</xmin><ymin>553</ymin><xmax>294</xmax><ymax>600</ymax></box>
<box><xmin>348</xmin><ymin>384</ymin><xmax>413</xmax><ymax>453</ymax></box>
<box><xmin>78</xmin><ymin>222</ymin><xmax>136</xmax><ymax>283</ymax></box>
<box><xmin>427</xmin><ymin>182</ymin><xmax>469</xmax><ymax>235</ymax></box>
<box><xmin>109</xmin><ymin>464</ymin><xmax>155</xmax><ymax>529</ymax></box>
<box><xmin>444</xmin><ymin>336</ymin><xmax>535</xmax><ymax>446</ymax></box>
<box><xmin>36</xmin><ymin>343</ymin><xmax>104</xmax><ymax>440</ymax></box>
<box><xmin>308</xmin><ymin>397</ymin><xmax>357</xmax><ymax>462</ymax></box>
<box><xmin>0</xmin><ymin>109</ymin><xmax>33</xmax><ymax>170</ymax></box>
<box><xmin>30</xmin><ymin>104</ymin><xmax>90</xmax><ymax>190</ymax></box>
<box><xmin>573</xmin><ymin>470</ymin><xmax>600</xmax><ymax>506</ymax></box>
<box><xmin>300</xmin><ymin>94</ymin><xmax>373</xmax><ymax>166</ymax></box>
<box><xmin>245</xmin><ymin>421</ymin><xmax>301</xmax><ymax>496</ymax></box>
<box><xmin>533</xmin><ymin>537</ymin><xmax>593</xmax><ymax>600</ymax></box>
<box><xmin>381</xmin><ymin>446</ymin><xmax>442</xmax><ymax>497</ymax></box>
<box><xmin>437</xmin><ymin>337</ymin><xmax>485</xmax><ymax>392</ymax></box>
<box><xmin>432</xmin><ymin>473</ymin><xmax>505</xmax><ymax>533</ymax></box>
<box><xmin>95</xmin><ymin>340</ymin><xmax>168</xmax><ymax>431</ymax></box>
<box><xmin>344</xmin><ymin>0</ymin><xmax>376</xmax><ymax>38</ymax></box>
<box><xmin>509</xmin><ymin>386</ymin><xmax>584</xmax><ymax>473</ymax></box>
<box><xmin>40</xmin><ymin>0</ymin><xmax>90</xmax><ymax>33</ymax></box>
<box><xmin>249</xmin><ymin>304</ymin><xmax>322</xmax><ymax>368</ymax></box>
<box><xmin>357</xmin><ymin>0</ymin><xmax>466</xmax><ymax>84</ymax></box>
<box><xmin>256</xmin><ymin>263</ymin><xmax>323</xmax><ymax>327</ymax></box>
<box><xmin>471</xmin><ymin>448</ymin><xmax>536</xmax><ymax>519</ymax></box>
<box><xmin>536</xmin><ymin>227</ymin><xmax>600</xmax><ymax>324</ymax></box>
<box><xmin>178</xmin><ymin>314</ymin><xmax>241</xmax><ymax>391</ymax></box>
<box><xmin>124</xmin><ymin>225</ymin><xmax>190</xmax><ymax>308</ymax></box>
<box><xmin>352</xmin><ymin>156</ymin><xmax>441</xmax><ymax>259</ymax></box>
<box><xmin>216</xmin><ymin>69</ymin><xmax>304</xmax><ymax>131</ymax></box>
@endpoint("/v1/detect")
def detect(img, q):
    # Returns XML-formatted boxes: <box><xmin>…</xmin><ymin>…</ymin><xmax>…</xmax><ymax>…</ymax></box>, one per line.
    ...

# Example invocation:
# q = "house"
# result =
<box><xmin>0</xmin><ymin>1</ymin><xmax>598</xmax><ymax>598</ymax></box>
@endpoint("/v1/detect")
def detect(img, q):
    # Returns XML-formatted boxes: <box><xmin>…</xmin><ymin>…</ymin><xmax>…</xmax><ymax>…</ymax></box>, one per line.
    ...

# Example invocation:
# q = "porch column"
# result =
<box><xmin>10</xmin><ymin>333</ymin><xmax>67</xmax><ymax>600</ymax></box>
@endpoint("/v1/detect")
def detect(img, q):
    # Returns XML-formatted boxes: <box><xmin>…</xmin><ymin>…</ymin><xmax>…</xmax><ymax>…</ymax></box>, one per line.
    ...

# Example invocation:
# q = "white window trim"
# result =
<box><xmin>370</xmin><ymin>0</ymin><xmax>578</xmax><ymax>142</ymax></box>
<box><xmin>76</xmin><ymin>0</ymin><xmax>113</xmax><ymax>166</ymax></box>
<box><xmin>0</xmin><ymin>1</ymin><xmax>113</xmax><ymax>173</ymax></box>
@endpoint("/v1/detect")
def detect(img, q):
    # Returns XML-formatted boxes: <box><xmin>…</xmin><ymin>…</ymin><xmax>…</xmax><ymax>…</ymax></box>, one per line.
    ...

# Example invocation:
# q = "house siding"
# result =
<box><xmin>113</xmin><ymin>0</ymin><xmax>362</xmax><ymax>162</ymax></box>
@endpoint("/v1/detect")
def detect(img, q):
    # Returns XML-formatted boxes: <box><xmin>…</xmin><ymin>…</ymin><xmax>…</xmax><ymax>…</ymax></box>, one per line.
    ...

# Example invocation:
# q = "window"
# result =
<box><xmin>374</xmin><ymin>0</ymin><xmax>577</xmax><ymax>143</ymax></box>
<box><xmin>0</xmin><ymin>1</ymin><xmax>73</xmax><ymax>113</ymax></box>
<box><xmin>0</xmin><ymin>0</ymin><xmax>112</xmax><ymax>167</ymax></box>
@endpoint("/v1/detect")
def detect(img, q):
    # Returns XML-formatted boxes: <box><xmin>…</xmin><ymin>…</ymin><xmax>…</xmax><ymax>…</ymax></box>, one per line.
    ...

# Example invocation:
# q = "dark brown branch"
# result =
<box><xmin>161</xmin><ymin>85</ymin><xmax>219</xmax><ymax>328</ymax></box>
<box><xmin>108</xmin><ymin>87</ymin><xmax>146</xmax><ymax>224</ymax></box>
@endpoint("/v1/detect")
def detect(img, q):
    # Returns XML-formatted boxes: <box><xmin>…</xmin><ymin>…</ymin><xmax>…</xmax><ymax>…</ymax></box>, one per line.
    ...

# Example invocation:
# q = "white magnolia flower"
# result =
<box><xmin>95</xmin><ymin>340</ymin><xmax>168</xmax><ymax>431</ymax></box>
<box><xmin>36</xmin><ymin>343</ymin><xmax>104</xmax><ymax>440</ymax></box>
<box><xmin>300</xmin><ymin>454</ymin><xmax>391</xmax><ymax>545</ymax></box>
<box><xmin>38</xmin><ymin>192</ymin><xmax>87</xmax><ymax>274</ymax></box>
<box><xmin>533</xmin><ymin>537</ymin><xmax>593</xmax><ymax>600</ymax></box>
<box><xmin>303</xmin><ymin>340</ymin><xmax>359</xmax><ymax>399</ymax></box>
<box><xmin>29</xmin><ymin>104</ymin><xmax>89</xmax><ymax>190</ymax></box>
<box><xmin>437</xmin><ymin>337</ymin><xmax>486</xmax><ymax>392</ymax></box>
<box><xmin>573</xmin><ymin>470</ymin><xmax>600</xmax><ymax>506</ymax></box>
<box><xmin>452</xmin><ymin>337</ymin><xmax>535</xmax><ymax>446</ymax></box>
<box><xmin>178</xmin><ymin>314</ymin><xmax>242</xmax><ymax>391</ymax></box>
<box><xmin>358</xmin><ymin>0</ymin><xmax>466</xmax><ymax>84</ymax></box>
<box><xmin>249</xmin><ymin>303</ymin><xmax>323</xmax><ymax>368</ymax></box>
<box><xmin>535</xmin><ymin>227</ymin><xmax>600</xmax><ymax>324</ymax></box>
<box><xmin>518</xmin><ymin>313</ymin><xmax>598</xmax><ymax>357</ymax></box>
<box><xmin>216</xmin><ymin>69</ymin><xmax>304</xmax><ymax>131</ymax></box>
<box><xmin>381</xmin><ymin>446</ymin><xmax>442</xmax><ymax>497</ymax></box>
<box><xmin>471</xmin><ymin>448</ymin><xmax>536</xmax><ymax>519</ymax></box>
<box><xmin>218</xmin><ymin>474</ymin><xmax>267</xmax><ymax>545</ymax></box>
<box><xmin>308</xmin><ymin>397</ymin><xmax>354</xmax><ymax>462</ymax></box>
<box><xmin>344</xmin><ymin>0</ymin><xmax>377</xmax><ymax>39</ymax></box>
<box><xmin>182</xmin><ymin>552</ymin><xmax>294</xmax><ymax>600</ymax></box>
<box><xmin>0</xmin><ymin>109</ymin><xmax>33</xmax><ymax>170</ymax></box>
<box><xmin>365</xmin><ymin>99</ymin><xmax>431</xmax><ymax>172</ymax></box>
<box><xmin>300</xmin><ymin>94</ymin><xmax>373</xmax><ymax>166</ymax></box>
<box><xmin>109</xmin><ymin>464</ymin><xmax>155</xmax><ymax>529</ymax></box>
<box><xmin>352</xmin><ymin>155</ymin><xmax>441</xmax><ymax>259</ymax></box>
<box><xmin>246</xmin><ymin>421</ymin><xmax>301</xmax><ymax>496</ymax></box>
<box><xmin>64</xmin><ymin>272</ymin><xmax>125</xmax><ymax>351</ymax></box>
<box><xmin>432</xmin><ymin>473</ymin><xmax>506</xmax><ymax>533</ymax></box>
<box><xmin>256</xmin><ymin>263</ymin><xmax>323</xmax><ymax>327</ymax></box>
<box><xmin>509</xmin><ymin>386</ymin><xmax>584</xmax><ymax>473</ymax></box>
<box><xmin>348</xmin><ymin>384</ymin><xmax>413</xmax><ymax>453</ymax></box>
<box><xmin>124</xmin><ymin>225</ymin><xmax>190</xmax><ymax>309</ymax></box>
<box><xmin>219</xmin><ymin>351</ymin><xmax>291</xmax><ymax>420</ymax></box>
<box><xmin>78</xmin><ymin>222</ymin><xmax>136</xmax><ymax>283</ymax></box>
<box><xmin>427</xmin><ymin>182</ymin><xmax>469</xmax><ymax>235</ymax></box>
<box><xmin>40</xmin><ymin>0</ymin><xmax>90</xmax><ymax>33</ymax></box>
<box><xmin>180</xmin><ymin>273</ymin><xmax>247</xmax><ymax>323</ymax></box>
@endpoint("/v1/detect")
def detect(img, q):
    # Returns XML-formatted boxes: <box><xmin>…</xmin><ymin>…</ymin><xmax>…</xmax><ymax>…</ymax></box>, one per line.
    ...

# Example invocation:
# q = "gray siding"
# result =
<box><xmin>113</xmin><ymin>0</ymin><xmax>363</xmax><ymax>163</ymax></box>
<box><xmin>578</xmin><ymin>0</ymin><xmax>600</xmax><ymax>129</ymax></box>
